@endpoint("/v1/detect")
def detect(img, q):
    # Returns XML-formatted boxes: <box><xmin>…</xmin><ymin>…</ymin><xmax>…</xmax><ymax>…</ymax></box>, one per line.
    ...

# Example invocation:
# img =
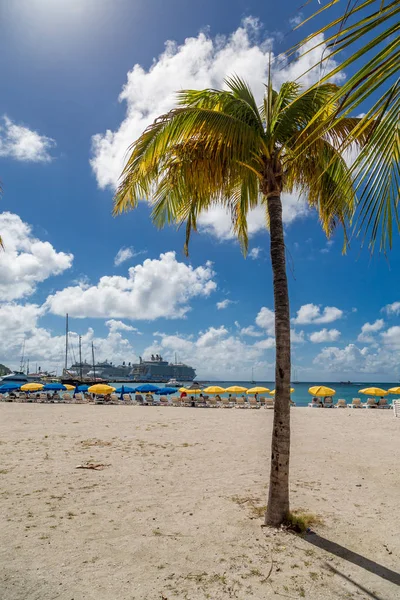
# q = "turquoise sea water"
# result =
<box><xmin>114</xmin><ymin>381</ymin><xmax>400</xmax><ymax>407</ymax></box>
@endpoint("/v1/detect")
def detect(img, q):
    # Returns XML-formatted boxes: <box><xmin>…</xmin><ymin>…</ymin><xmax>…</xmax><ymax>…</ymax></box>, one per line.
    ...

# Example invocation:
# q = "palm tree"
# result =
<box><xmin>292</xmin><ymin>0</ymin><xmax>399</xmax><ymax>250</ymax></box>
<box><xmin>113</xmin><ymin>77</ymin><xmax>365</xmax><ymax>526</ymax></box>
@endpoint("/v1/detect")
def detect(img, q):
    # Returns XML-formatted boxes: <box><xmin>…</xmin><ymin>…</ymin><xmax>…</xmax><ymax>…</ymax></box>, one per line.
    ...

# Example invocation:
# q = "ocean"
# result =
<box><xmin>114</xmin><ymin>381</ymin><xmax>400</xmax><ymax>407</ymax></box>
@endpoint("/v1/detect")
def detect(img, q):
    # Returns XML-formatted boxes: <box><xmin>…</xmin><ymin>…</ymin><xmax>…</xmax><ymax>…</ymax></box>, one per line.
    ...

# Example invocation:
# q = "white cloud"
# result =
<box><xmin>357</xmin><ymin>319</ymin><xmax>385</xmax><ymax>343</ymax></box>
<box><xmin>216</xmin><ymin>299</ymin><xmax>233</xmax><ymax>310</ymax></box>
<box><xmin>320</xmin><ymin>240</ymin><xmax>334</xmax><ymax>254</ymax></box>
<box><xmin>291</xmin><ymin>329</ymin><xmax>305</xmax><ymax>343</ymax></box>
<box><xmin>381</xmin><ymin>326</ymin><xmax>400</xmax><ymax>349</ymax></box>
<box><xmin>382</xmin><ymin>301</ymin><xmax>400</xmax><ymax>316</ymax></box>
<box><xmin>0</xmin><ymin>304</ymin><xmax>139</xmax><ymax>373</ymax></box>
<box><xmin>144</xmin><ymin>324</ymin><xmax>275</xmax><ymax>380</ymax></box>
<box><xmin>313</xmin><ymin>341</ymin><xmax>400</xmax><ymax>376</ymax></box>
<box><xmin>292</xmin><ymin>303</ymin><xmax>343</xmax><ymax>325</ymax></box>
<box><xmin>240</xmin><ymin>325</ymin><xmax>263</xmax><ymax>337</ymax></box>
<box><xmin>255</xmin><ymin>306</ymin><xmax>275</xmax><ymax>335</ymax></box>
<box><xmin>0</xmin><ymin>116</ymin><xmax>55</xmax><ymax>162</ymax></box>
<box><xmin>0</xmin><ymin>212</ymin><xmax>73</xmax><ymax>301</ymax></box>
<box><xmin>309</xmin><ymin>328</ymin><xmax>341</xmax><ymax>343</ymax></box>
<box><xmin>248</xmin><ymin>247</ymin><xmax>262</xmax><ymax>260</ymax></box>
<box><xmin>90</xmin><ymin>19</ymin><xmax>340</xmax><ymax>238</ymax></box>
<box><xmin>197</xmin><ymin>192</ymin><xmax>309</xmax><ymax>240</ymax></box>
<box><xmin>105</xmin><ymin>319</ymin><xmax>140</xmax><ymax>334</ymax></box>
<box><xmin>45</xmin><ymin>251</ymin><xmax>216</xmax><ymax>320</ymax></box>
<box><xmin>114</xmin><ymin>246</ymin><xmax>146</xmax><ymax>266</ymax></box>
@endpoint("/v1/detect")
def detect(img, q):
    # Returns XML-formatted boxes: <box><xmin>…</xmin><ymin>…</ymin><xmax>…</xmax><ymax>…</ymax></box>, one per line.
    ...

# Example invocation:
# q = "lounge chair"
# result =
<box><xmin>171</xmin><ymin>396</ymin><xmax>180</xmax><ymax>407</ymax></box>
<box><xmin>265</xmin><ymin>398</ymin><xmax>274</xmax><ymax>409</ymax></box>
<box><xmin>206</xmin><ymin>397</ymin><xmax>218</xmax><ymax>408</ymax></box>
<box><xmin>159</xmin><ymin>396</ymin><xmax>169</xmax><ymax>406</ymax></box>
<box><xmin>249</xmin><ymin>398</ymin><xmax>260</xmax><ymax>409</ymax></box>
<box><xmin>258</xmin><ymin>397</ymin><xmax>266</xmax><ymax>406</ymax></box>
<box><xmin>393</xmin><ymin>400</ymin><xmax>400</xmax><ymax>417</ymax></box>
<box><xmin>377</xmin><ymin>398</ymin><xmax>390</xmax><ymax>409</ymax></box>
<box><xmin>110</xmin><ymin>393</ymin><xmax>119</xmax><ymax>403</ymax></box>
<box><xmin>335</xmin><ymin>399</ymin><xmax>347</xmax><ymax>408</ymax></box>
<box><xmin>123</xmin><ymin>393</ymin><xmax>133</xmax><ymax>404</ymax></box>
<box><xmin>308</xmin><ymin>397</ymin><xmax>322</xmax><ymax>408</ymax></box>
<box><xmin>365</xmin><ymin>398</ymin><xmax>378</xmax><ymax>409</ymax></box>
<box><xmin>349</xmin><ymin>398</ymin><xmax>363</xmax><ymax>409</ymax></box>
<box><xmin>221</xmin><ymin>397</ymin><xmax>231</xmax><ymax>408</ymax></box>
<box><xmin>323</xmin><ymin>396</ymin><xmax>334</xmax><ymax>408</ymax></box>
<box><xmin>235</xmin><ymin>397</ymin><xmax>246</xmax><ymax>408</ymax></box>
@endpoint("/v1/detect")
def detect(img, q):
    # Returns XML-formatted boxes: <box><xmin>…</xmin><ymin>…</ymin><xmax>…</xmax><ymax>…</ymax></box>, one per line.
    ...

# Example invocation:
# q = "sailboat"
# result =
<box><xmin>60</xmin><ymin>315</ymin><xmax>103</xmax><ymax>385</ymax></box>
<box><xmin>292</xmin><ymin>367</ymin><xmax>300</xmax><ymax>384</ymax></box>
<box><xmin>251</xmin><ymin>367</ymin><xmax>256</xmax><ymax>384</ymax></box>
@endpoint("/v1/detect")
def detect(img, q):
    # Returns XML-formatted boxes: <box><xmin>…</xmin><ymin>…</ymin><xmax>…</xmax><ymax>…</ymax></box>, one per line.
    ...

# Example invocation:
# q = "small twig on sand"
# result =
<box><xmin>75</xmin><ymin>463</ymin><xmax>110</xmax><ymax>470</ymax></box>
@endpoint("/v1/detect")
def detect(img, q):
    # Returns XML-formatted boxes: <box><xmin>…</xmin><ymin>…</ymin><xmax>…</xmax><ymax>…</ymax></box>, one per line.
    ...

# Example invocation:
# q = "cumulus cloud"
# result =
<box><xmin>255</xmin><ymin>307</ymin><xmax>275</xmax><ymax>335</ymax></box>
<box><xmin>313</xmin><ymin>341</ymin><xmax>400</xmax><ymax>376</ymax></box>
<box><xmin>105</xmin><ymin>319</ymin><xmax>140</xmax><ymax>334</ymax></box>
<box><xmin>90</xmin><ymin>19</ymin><xmax>341</xmax><ymax>239</ymax></box>
<box><xmin>240</xmin><ymin>325</ymin><xmax>263</xmax><ymax>337</ymax></box>
<box><xmin>309</xmin><ymin>328</ymin><xmax>341</xmax><ymax>343</ymax></box>
<box><xmin>291</xmin><ymin>329</ymin><xmax>305</xmax><ymax>343</ymax></box>
<box><xmin>0</xmin><ymin>304</ymin><xmax>139</xmax><ymax>372</ymax></box>
<box><xmin>45</xmin><ymin>251</ymin><xmax>216</xmax><ymax>320</ymax></box>
<box><xmin>114</xmin><ymin>246</ymin><xmax>146</xmax><ymax>266</ymax></box>
<box><xmin>248</xmin><ymin>247</ymin><xmax>262</xmax><ymax>260</ymax></box>
<box><xmin>357</xmin><ymin>319</ymin><xmax>385</xmax><ymax>343</ymax></box>
<box><xmin>381</xmin><ymin>326</ymin><xmax>400</xmax><ymax>349</ymax></box>
<box><xmin>145</xmin><ymin>324</ymin><xmax>275</xmax><ymax>380</ymax></box>
<box><xmin>216</xmin><ymin>299</ymin><xmax>234</xmax><ymax>310</ymax></box>
<box><xmin>0</xmin><ymin>116</ymin><xmax>55</xmax><ymax>162</ymax></box>
<box><xmin>292</xmin><ymin>303</ymin><xmax>343</xmax><ymax>325</ymax></box>
<box><xmin>382</xmin><ymin>301</ymin><xmax>400</xmax><ymax>316</ymax></box>
<box><xmin>0</xmin><ymin>212</ymin><xmax>73</xmax><ymax>301</ymax></box>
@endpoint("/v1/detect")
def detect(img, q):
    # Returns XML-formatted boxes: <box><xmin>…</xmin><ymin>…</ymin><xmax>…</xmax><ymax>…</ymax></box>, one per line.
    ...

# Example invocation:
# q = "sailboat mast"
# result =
<box><xmin>79</xmin><ymin>335</ymin><xmax>83</xmax><ymax>381</ymax></box>
<box><xmin>20</xmin><ymin>339</ymin><xmax>25</xmax><ymax>372</ymax></box>
<box><xmin>92</xmin><ymin>342</ymin><xmax>96</xmax><ymax>381</ymax></box>
<box><xmin>64</xmin><ymin>313</ymin><xmax>69</xmax><ymax>373</ymax></box>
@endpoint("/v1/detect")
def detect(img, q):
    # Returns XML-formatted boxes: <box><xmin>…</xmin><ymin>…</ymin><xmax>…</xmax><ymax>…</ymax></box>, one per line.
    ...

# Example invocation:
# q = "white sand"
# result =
<box><xmin>0</xmin><ymin>404</ymin><xmax>399</xmax><ymax>599</ymax></box>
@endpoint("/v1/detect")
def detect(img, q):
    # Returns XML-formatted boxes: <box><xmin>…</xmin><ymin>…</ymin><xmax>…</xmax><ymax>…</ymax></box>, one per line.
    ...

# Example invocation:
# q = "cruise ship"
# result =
<box><xmin>131</xmin><ymin>355</ymin><xmax>196</xmax><ymax>382</ymax></box>
<box><xmin>62</xmin><ymin>360</ymin><xmax>134</xmax><ymax>383</ymax></box>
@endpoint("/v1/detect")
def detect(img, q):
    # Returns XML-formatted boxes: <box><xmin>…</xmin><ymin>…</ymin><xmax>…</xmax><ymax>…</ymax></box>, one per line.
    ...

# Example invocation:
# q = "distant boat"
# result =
<box><xmin>340</xmin><ymin>380</ymin><xmax>353</xmax><ymax>384</ymax></box>
<box><xmin>251</xmin><ymin>367</ymin><xmax>256</xmax><ymax>384</ymax></box>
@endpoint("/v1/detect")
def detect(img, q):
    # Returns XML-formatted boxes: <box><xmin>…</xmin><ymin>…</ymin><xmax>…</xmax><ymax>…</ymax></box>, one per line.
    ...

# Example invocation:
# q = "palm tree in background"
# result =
<box><xmin>292</xmin><ymin>0</ymin><xmax>399</xmax><ymax>250</ymax></box>
<box><xmin>113</xmin><ymin>77</ymin><xmax>367</xmax><ymax>526</ymax></box>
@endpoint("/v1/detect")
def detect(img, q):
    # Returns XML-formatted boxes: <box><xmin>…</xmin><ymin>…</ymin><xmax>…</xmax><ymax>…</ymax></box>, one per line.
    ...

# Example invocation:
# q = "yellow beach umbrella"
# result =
<box><xmin>225</xmin><ymin>386</ymin><xmax>248</xmax><ymax>393</ymax></box>
<box><xmin>247</xmin><ymin>386</ymin><xmax>270</xmax><ymax>394</ymax></box>
<box><xmin>179</xmin><ymin>387</ymin><xmax>202</xmax><ymax>394</ymax></box>
<box><xmin>63</xmin><ymin>384</ymin><xmax>75</xmax><ymax>391</ymax></box>
<box><xmin>358</xmin><ymin>387</ymin><xmax>388</xmax><ymax>396</ymax></box>
<box><xmin>20</xmin><ymin>383</ymin><xmax>44</xmax><ymax>392</ymax></box>
<box><xmin>270</xmin><ymin>388</ymin><xmax>295</xmax><ymax>395</ymax></box>
<box><xmin>308</xmin><ymin>385</ymin><xmax>336</xmax><ymax>397</ymax></box>
<box><xmin>203</xmin><ymin>386</ymin><xmax>226</xmax><ymax>394</ymax></box>
<box><xmin>179</xmin><ymin>387</ymin><xmax>187</xmax><ymax>393</ymax></box>
<box><xmin>388</xmin><ymin>387</ymin><xmax>400</xmax><ymax>394</ymax></box>
<box><xmin>88</xmin><ymin>384</ymin><xmax>115</xmax><ymax>395</ymax></box>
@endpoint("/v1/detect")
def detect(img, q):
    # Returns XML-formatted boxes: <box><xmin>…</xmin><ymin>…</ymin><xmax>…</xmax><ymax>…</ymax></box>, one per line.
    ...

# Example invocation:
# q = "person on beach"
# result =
<box><xmin>190</xmin><ymin>395</ymin><xmax>195</xmax><ymax>407</ymax></box>
<box><xmin>180</xmin><ymin>390</ymin><xmax>187</xmax><ymax>399</ymax></box>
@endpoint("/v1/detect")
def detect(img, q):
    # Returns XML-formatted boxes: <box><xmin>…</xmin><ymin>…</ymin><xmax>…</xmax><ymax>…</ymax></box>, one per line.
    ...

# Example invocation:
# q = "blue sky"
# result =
<box><xmin>0</xmin><ymin>0</ymin><xmax>399</xmax><ymax>382</ymax></box>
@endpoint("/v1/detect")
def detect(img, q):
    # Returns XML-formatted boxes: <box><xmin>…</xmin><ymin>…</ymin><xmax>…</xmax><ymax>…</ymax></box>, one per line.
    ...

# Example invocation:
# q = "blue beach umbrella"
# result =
<box><xmin>77</xmin><ymin>384</ymin><xmax>89</xmax><ymax>392</ymax></box>
<box><xmin>115</xmin><ymin>386</ymin><xmax>136</xmax><ymax>394</ymax></box>
<box><xmin>155</xmin><ymin>387</ymin><xmax>178</xmax><ymax>395</ymax></box>
<box><xmin>43</xmin><ymin>383</ymin><xmax>67</xmax><ymax>391</ymax></box>
<box><xmin>135</xmin><ymin>384</ymin><xmax>159</xmax><ymax>393</ymax></box>
<box><xmin>0</xmin><ymin>383</ymin><xmax>21</xmax><ymax>393</ymax></box>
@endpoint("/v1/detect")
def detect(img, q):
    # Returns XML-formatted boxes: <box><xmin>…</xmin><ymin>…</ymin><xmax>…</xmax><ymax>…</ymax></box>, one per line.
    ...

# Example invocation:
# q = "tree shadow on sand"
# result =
<box><xmin>305</xmin><ymin>532</ymin><xmax>400</xmax><ymax>597</ymax></box>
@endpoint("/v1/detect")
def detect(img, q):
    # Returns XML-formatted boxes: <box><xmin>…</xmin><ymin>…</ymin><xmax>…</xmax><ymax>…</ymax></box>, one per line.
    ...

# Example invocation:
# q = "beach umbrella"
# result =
<box><xmin>88</xmin><ymin>384</ymin><xmax>116</xmax><ymax>395</ymax></box>
<box><xmin>247</xmin><ymin>386</ymin><xmax>270</xmax><ymax>394</ymax></box>
<box><xmin>269</xmin><ymin>388</ymin><xmax>295</xmax><ymax>395</ymax></box>
<box><xmin>154</xmin><ymin>387</ymin><xmax>178</xmax><ymax>395</ymax></box>
<box><xmin>387</xmin><ymin>387</ymin><xmax>400</xmax><ymax>394</ymax></box>
<box><xmin>358</xmin><ymin>387</ymin><xmax>388</xmax><ymax>396</ymax></box>
<box><xmin>225</xmin><ymin>386</ymin><xmax>248</xmax><ymax>394</ymax></box>
<box><xmin>77</xmin><ymin>384</ymin><xmax>89</xmax><ymax>392</ymax></box>
<box><xmin>115</xmin><ymin>386</ymin><xmax>136</xmax><ymax>394</ymax></box>
<box><xmin>180</xmin><ymin>387</ymin><xmax>202</xmax><ymax>395</ymax></box>
<box><xmin>43</xmin><ymin>383</ymin><xmax>67</xmax><ymax>391</ymax></box>
<box><xmin>20</xmin><ymin>383</ymin><xmax>44</xmax><ymax>392</ymax></box>
<box><xmin>134</xmin><ymin>384</ymin><xmax>159</xmax><ymax>393</ymax></box>
<box><xmin>308</xmin><ymin>386</ymin><xmax>336</xmax><ymax>397</ymax></box>
<box><xmin>203</xmin><ymin>386</ymin><xmax>226</xmax><ymax>394</ymax></box>
<box><xmin>0</xmin><ymin>383</ymin><xmax>21</xmax><ymax>392</ymax></box>
<box><xmin>63</xmin><ymin>384</ymin><xmax>75</xmax><ymax>391</ymax></box>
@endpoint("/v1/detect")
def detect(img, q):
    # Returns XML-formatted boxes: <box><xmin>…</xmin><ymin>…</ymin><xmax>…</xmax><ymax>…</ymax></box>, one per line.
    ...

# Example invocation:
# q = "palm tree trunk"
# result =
<box><xmin>265</xmin><ymin>192</ymin><xmax>291</xmax><ymax>527</ymax></box>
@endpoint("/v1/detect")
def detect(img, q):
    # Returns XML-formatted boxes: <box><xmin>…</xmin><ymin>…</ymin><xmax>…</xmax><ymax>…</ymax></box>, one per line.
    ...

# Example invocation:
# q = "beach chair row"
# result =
<box><xmin>309</xmin><ymin>397</ymin><xmax>396</xmax><ymax>409</ymax></box>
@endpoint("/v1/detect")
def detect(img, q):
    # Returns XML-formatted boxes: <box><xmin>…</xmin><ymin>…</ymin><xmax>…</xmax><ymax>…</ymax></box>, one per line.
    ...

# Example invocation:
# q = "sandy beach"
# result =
<box><xmin>0</xmin><ymin>404</ymin><xmax>399</xmax><ymax>600</ymax></box>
